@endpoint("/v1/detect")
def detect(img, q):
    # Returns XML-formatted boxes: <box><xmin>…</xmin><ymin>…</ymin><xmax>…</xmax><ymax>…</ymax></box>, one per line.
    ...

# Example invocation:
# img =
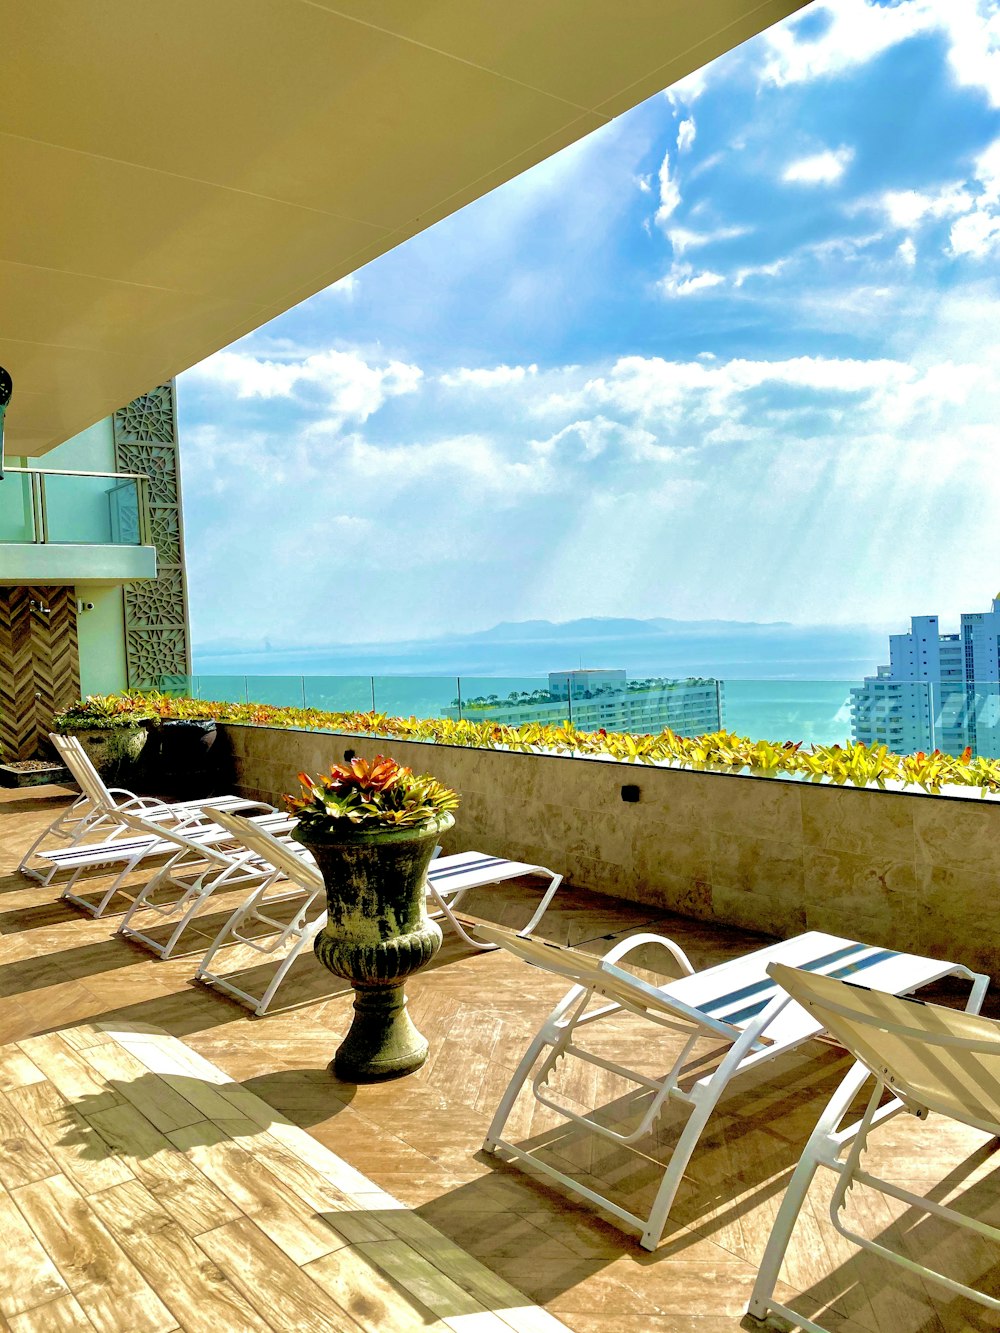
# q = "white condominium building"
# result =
<box><xmin>850</xmin><ymin>595</ymin><xmax>1000</xmax><ymax>758</ymax></box>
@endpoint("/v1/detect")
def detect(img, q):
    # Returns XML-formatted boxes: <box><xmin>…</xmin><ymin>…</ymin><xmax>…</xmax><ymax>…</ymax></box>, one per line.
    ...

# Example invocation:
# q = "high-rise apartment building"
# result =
<box><xmin>850</xmin><ymin>595</ymin><xmax>1000</xmax><ymax>758</ymax></box>
<box><xmin>452</xmin><ymin>671</ymin><xmax>724</xmax><ymax>736</ymax></box>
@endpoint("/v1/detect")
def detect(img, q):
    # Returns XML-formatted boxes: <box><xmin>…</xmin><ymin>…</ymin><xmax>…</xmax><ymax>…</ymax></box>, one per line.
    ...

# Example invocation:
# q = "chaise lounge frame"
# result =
<box><xmin>478</xmin><ymin>925</ymin><xmax>988</xmax><ymax>1252</ymax></box>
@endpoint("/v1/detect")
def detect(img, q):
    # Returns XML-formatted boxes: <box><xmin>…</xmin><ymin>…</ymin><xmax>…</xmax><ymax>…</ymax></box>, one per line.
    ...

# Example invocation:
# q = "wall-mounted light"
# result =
<box><xmin>0</xmin><ymin>366</ymin><xmax>11</xmax><ymax>482</ymax></box>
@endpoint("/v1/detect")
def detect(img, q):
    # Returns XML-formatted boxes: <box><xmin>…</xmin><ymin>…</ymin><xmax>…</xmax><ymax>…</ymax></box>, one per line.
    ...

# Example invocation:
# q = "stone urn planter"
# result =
<box><xmin>296</xmin><ymin>814</ymin><xmax>453</xmax><ymax>1080</ymax></box>
<box><xmin>56</xmin><ymin>723</ymin><xmax>149</xmax><ymax>781</ymax></box>
<box><xmin>288</xmin><ymin>755</ymin><xmax>460</xmax><ymax>1083</ymax></box>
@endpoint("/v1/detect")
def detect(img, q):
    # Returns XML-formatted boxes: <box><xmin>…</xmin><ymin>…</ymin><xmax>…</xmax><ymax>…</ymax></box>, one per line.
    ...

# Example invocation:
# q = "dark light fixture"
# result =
<box><xmin>0</xmin><ymin>366</ymin><xmax>11</xmax><ymax>481</ymax></box>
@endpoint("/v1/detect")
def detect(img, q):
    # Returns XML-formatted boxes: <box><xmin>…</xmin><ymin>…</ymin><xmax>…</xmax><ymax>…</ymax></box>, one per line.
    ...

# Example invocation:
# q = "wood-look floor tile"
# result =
<box><xmin>6</xmin><ymin>1293</ymin><xmax>97</xmax><ymax>1333</ymax></box>
<box><xmin>195</xmin><ymin>1215</ymin><xmax>365</xmax><ymax>1332</ymax></box>
<box><xmin>11</xmin><ymin>1174</ymin><xmax>178</xmax><ymax>1332</ymax></box>
<box><xmin>87</xmin><ymin>1179</ymin><xmax>270</xmax><ymax>1333</ymax></box>
<box><xmin>0</xmin><ymin>1182</ymin><xmax>69</xmax><ymax>1317</ymax></box>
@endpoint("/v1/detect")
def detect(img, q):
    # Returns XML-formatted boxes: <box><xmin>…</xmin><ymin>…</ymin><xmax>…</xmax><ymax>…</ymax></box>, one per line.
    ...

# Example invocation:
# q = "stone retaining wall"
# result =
<box><xmin>218</xmin><ymin>723</ymin><xmax>1000</xmax><ymax>978</ymax></box>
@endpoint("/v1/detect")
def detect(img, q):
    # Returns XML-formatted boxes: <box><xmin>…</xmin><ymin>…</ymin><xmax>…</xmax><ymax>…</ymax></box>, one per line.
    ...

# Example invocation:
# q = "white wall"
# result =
<box><xmin>76</xmin><ymin>585</ymin><xmax>127</xmax><ymax>695</ymax></box>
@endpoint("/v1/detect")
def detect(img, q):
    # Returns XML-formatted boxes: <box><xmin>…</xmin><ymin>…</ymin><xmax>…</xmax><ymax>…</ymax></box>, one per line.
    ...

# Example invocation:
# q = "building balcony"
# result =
<box><xmin>0</xmin><ymin>465</ymin><xmax>157</xmax><ymax>584</ymax></box>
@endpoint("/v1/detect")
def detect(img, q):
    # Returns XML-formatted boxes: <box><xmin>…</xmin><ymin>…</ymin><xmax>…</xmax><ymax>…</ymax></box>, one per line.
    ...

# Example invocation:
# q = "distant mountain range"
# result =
<box><xmin>452</xmin><ymin>616</ymin><xmax>797</xmax><ymax>642</ymax></box>
<box><xmin>193</xmin><ymin>616</ymin><xmax>891</xmax><ymax>682</ymax></box>
<box><xmin>197</xmin><ymin>615</ymin><xmax>808</xmax><ymax>656</ymax></box>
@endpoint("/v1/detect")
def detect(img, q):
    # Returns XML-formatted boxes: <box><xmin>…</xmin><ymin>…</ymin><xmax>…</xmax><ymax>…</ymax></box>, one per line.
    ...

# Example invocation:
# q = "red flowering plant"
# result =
<box><xmin>286</xmin><ymin>754</ymin><xmax>459</xmax><ymax>835</ymax></box>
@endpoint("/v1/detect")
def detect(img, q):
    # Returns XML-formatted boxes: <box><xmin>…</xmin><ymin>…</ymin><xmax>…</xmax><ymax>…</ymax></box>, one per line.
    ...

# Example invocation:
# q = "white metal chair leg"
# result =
<box><xmin>427</xmin><ymin>881</ymin><xmax>497</xmax><ymax>951</ymax></box>
<box><xmin>18</xmin><ymin>794</ymin><xmax>93</xmax><ymax>881</ymax></box>
<box><xmin>121</xmin><ymin>853</ymin><xmax>277</xmax><ymax>958</ymax></box>
<box><xmin>518</xmin><ymin>872</ymin><xmax>564</xmax><ymax>936</ymax></box>
<box><xmin>484</xmin><ymin>986</ymin><xmax>590</xmax><ymax>1150</ymax></box>
<box><xmin>253</xmin><ymin>911</ymin><xmax>328</xmax><ymax>1015</ymax></box>
<box><xmin>639</xmin><ymin>992</ymin><xmax>792</xmax><ymax>1249</ymax></box>
<box><xmin>746</xmin><ymin>1060</ymin><xmax>874</xmax><ymax>1321</ymax></box>
<box><xmin>60</xmin><ymin>843</ymin><xmax>152</xmax><ymax>916</ymax></box>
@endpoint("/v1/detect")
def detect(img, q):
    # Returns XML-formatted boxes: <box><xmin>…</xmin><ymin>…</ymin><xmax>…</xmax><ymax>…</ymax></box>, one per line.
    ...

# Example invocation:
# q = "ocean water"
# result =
<box><xmin>190</xmin><ymin>624</ymin><xmax>887</xmax><ymax>746</ymax></box>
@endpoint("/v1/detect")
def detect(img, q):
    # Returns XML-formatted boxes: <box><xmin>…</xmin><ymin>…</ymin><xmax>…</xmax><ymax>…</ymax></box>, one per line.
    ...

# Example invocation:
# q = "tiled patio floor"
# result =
<box><xmin>2</xmin><ymin>785</ymin><xmax>999</xmax><ymax>1332</ymax></box>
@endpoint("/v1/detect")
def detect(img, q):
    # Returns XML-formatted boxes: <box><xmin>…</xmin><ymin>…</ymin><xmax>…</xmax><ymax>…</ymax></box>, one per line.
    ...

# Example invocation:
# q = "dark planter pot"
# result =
<box><xmin>149</xmin><ymin>719</ymin><xmax>219</xmax><ymax>796</ymax></box>
<box><xmin>294</xmin><ymin>813</ymin><xmax>454</xmax><ymax>1082</ymax></box>
<box><xmin>59</xmin><ymin>724</ymin><xmax>149</xmax><ymax>783</ymax></box>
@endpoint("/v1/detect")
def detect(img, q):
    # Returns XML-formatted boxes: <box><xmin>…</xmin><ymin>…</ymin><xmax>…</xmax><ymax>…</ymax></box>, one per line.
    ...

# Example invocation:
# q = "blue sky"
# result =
<box><xmin>179</xmin><ymin>0</ymin><xmax>1000</xmax><ymax>649</ymax></box>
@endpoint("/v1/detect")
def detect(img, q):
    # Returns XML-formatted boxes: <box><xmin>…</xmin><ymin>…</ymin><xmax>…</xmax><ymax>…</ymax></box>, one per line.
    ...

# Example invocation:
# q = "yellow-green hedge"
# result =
<box><xmin>85</xmin><ymin>692</ymin><xmax>1000</xmax><ymax>796</ymax></box>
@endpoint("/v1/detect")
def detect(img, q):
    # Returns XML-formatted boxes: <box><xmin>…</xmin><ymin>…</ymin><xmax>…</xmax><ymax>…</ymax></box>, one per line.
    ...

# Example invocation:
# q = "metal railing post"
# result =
<box><xmin>370</xmin><ymin>677</ymin><xmax>376</xmax><ymax>713</ymax></box>
<box><xmin>37</xmin><ymin>472</ymin><xmax>49</xmax><ymax>543</ymax></box>
<box><xmin>30</xmin><ymin>471</ymin><xmax>42</xmax><ymax>542</ymax></box>
<box><xmin>137</xmin><ymin>474</ymin><xmax>152</xmax><ymax>546</ymax></box>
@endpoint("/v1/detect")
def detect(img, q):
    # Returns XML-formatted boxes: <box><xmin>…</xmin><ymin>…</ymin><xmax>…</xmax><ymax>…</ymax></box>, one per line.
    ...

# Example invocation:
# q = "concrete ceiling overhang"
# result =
<box><xmin>2</xmin><ymin>0</ymin><xmax>807</xmax><ymax>455</ymax></box>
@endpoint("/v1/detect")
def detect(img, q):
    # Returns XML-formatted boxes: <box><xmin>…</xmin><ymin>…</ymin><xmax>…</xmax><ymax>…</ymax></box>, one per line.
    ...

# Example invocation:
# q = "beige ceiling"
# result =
<box><xmin>2</xmin><ymin>0</ymin><xmax>808</xmax><ymax>456</ymax></box>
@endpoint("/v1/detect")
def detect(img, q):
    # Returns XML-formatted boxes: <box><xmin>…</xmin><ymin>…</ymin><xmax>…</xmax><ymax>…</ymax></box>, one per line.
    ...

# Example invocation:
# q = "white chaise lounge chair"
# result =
<box><xmin>39</xmin><ymin>805</ymin><xmax>293</xmax><ymax>919</ymax></box>
<box><xmin>111</xmin><ymin>809</ymin><xmax>298</xmax><ymax>955</ymax></box>
<box><xmin>191</xmin><ymin>809</ymin><xmax>564</xmax><ymax>1015</ymax></box>
<box><xmin>748</xmin><ymin>962</ymin><xmax>1000</xmax><ymax>1331</ymax></box>
<box><xmin>193</xmin><ymin>812</ymin><xmax>326</xmax><ymax>1014</ymax></box>
<box><xmin>477</xmin><ymin>924</ymin><xmax>989</xmax><ymax>1251</ymax></box>
<box><xmin>19</xmin><ymin>732</ymin><xmax>272</xmax><ymax>884</ymax></box>
<box><xmin>426</xmin><ymin>850</ymin><xmax>563</xmax><ymax>948</ymax></box>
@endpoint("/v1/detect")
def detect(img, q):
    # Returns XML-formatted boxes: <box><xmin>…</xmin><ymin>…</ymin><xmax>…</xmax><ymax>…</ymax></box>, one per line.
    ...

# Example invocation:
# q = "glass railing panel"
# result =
<box><xmin>158</xmin><ymin>674</ymin><xmax>195</xmax><ymax>697</ymax></box>
<box><xmin>572</xmin><ymin>675</ymin><xmax>725</xmax><ymax>737</ymax></box>
<box><xmin>188</xmin><ymin>675</ymin><xmax>248</xmax><ymax>704</ymax></box>
<box><xmin>455</xmin><ymin>677</ymin><xmax>558</xmax><ymax>725</ymax></box>
<box><xmin>931</xmin><ymin>680</ymin><xmax>1000</xmax><ymax>760</ymax></box>
<box><xmin>0</xmin><ymin>471</ymin><xmax>36</xmax><ymax>541</ymax></box>
<box><xmin>727</xmin><ymin>680</ymin><xmax>859</xmax><ymax>747</ymax></box>
<box><xmin>163</xmin><ymin>674</ymin><xmax>1000</xmax><ymax>762</ymax></box>
<box><xmin>243</xmin><ymin>676</ymin><xmax>305</xmax><ymax>708</ymax></box>
<box><xmin>303</xmin><ymin>676</ymin><xmax>375</xmax><ymax>713</ymax></box>
<box><xmin>41</xmin><ymin>472</ymin><xmax>142</xmax><ymax>545</ymax></box>
<box><xmin>372</xmin><ymin>676</ymin><xmax>459</xmax><ymax>720</ymax></box>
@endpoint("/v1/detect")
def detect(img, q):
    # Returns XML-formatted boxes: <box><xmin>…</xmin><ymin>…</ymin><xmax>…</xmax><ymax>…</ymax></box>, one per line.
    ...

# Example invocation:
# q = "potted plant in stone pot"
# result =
<box><xmin>52</xmin><ymin>693</ymin><xmax>156</xmax><ymax>781</ymax></box>
<box><xmin>287</xmin><ymin>755</ymin><xmax>459</xmax><ymax>1082</ymax></box>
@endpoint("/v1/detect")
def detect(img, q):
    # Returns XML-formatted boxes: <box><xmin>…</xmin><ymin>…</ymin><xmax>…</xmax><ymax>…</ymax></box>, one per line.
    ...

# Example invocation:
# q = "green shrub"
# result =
<box><xmin>118</xmin><ymin>692</ymin><xmax>1000</xmax><ymax>796</ymax></box>
<box><xmin>53</xmin><ymin>693</ymin><xmax>157</xmax><ymax>731</ymax></box>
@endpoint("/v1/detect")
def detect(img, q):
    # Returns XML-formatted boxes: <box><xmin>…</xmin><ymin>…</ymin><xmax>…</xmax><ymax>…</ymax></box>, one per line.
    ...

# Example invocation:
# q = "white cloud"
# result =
<box><xmin>440</xmin><ymin>364</ymin><xmax>538</xmax><ymax>389</ymax></box>
<box><xmin>783</xmin><ymin>147</ymin><xmax>854</xmax><ymax>185</ymax></box>
<box><xmin>655</xmin><ymin>147</ymin><xmax>682</xmax><ymax>226</ymax></box>
<box><xmin>325</xmin><ymin>274</ymin><xmax>358</xmax><ymax>299</ymax></box>
<box><xmin>762</xmin><ymin>0</ymin><xmax>1000</xmax><ymax>108</ymax></box>
<box><xmin>665</xmin><ymin>67</ymin><xmax>708</xmax><ymax>105</ymax></box>
<box><xmin>733</xmin><ymin>258</ymin><xmax>790</xmax><ymax>286</ymax></box>
<box><xmin>667</xmin><ymin>224</ymin><xmax>750</xmax><ymax>255</ymax></box>
<box><xmin>188</xmin><ymin>347</ymin><xmax>422</xmax><ymax>428</ymax></box>
<box><xmin>677</xmin><ymin>117</ymin><xmax>697</xmax><ymax>154</ymax></box>
<box><xmin>898</xmin><ymin>237</ymin><xmax>917</xmax><ymax>266</ymax></box>
<box><xmin>947</xmin><ymin>136</ymin><xmax>1000</xmax><ymax>256</ymax></box>
<box><xmin>879</xmin><ymin>184</ymin><xmax>973</xmax><ymax>228</ymax></box>
<box><xmin>657</xmin><ymin>266</ymin><xmax>725</xmax><ymax>297</ymax></box>
<box><xmin>949</xmin><ymin>208</ymin><xmax>1000</xmax><ymax>256</ymax></box>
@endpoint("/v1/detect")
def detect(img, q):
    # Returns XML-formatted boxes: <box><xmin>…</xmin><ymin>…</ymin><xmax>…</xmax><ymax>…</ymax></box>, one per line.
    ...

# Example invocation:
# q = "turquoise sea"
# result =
<box><xmin>191</xmin><ymin>623</ymin><xmax>889</xmax><ymax>746</ymax></box>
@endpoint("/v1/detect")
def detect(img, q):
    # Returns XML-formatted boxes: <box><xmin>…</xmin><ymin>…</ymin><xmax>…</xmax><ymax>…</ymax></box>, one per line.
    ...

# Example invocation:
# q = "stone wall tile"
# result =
<box><xmin>710</xmin><ymin>830</ymin><xmax>803</xmax><ymax>899</ymax></box>
<box><xmin>912</xmin><ymin>800</ymin><xmax>1000</xmax><ymax>868</ymax></box>
<box><xmin>801</xmin><ymin>785</ymin><xmax>915</xmax><ymax>861</ymax></box>
<box><xmin>802</xmin><ymin>849</ymin><xmax>919</xmax><ymax>952</ymax></box>
<box><xmin>709</xmin><ymin>885</ymin><xmax>805</xmax><ymax>939</ymax></box>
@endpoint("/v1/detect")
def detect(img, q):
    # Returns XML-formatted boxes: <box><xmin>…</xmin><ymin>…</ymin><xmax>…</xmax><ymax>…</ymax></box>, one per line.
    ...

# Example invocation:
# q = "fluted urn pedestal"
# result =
<box><xmin>295</xmin><ymin>814</ymin><xmax>453</xmax><ymax>1082</ymax></box>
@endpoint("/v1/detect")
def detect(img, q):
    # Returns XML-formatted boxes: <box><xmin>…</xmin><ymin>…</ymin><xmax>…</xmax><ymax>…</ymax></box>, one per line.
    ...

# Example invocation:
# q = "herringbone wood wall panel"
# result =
<box><xmin>0</xmin><ymin>586</ymin><xmax>79</xmax><ymax>758</ymax></box>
